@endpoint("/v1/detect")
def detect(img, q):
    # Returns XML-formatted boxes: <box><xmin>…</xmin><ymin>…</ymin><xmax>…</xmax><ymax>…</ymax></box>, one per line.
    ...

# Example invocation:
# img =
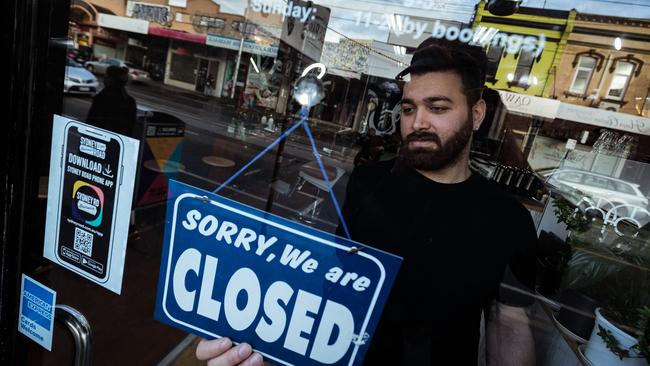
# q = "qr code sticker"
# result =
<box><xmin>73</xmin><ymin>227</ymin><xmax>93</xmax><ymax>256</ymax></box>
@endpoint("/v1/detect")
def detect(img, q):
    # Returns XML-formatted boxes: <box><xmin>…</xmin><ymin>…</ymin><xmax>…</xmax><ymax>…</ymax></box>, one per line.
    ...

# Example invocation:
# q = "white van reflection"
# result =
<box><xmin>543</xmin><ymin>168</ymin><xmax>650</xmax><ymax>231</ymax></box>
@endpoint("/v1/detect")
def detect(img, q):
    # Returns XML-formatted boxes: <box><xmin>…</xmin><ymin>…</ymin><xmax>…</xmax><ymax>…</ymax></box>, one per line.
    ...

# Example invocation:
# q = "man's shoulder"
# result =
<box><xmin>344</xmin><ymin>160</ymin><xmax>395</xmax><ymax>203</ymax></box>
<box><xmin>348</xmin><ymin>159</ymin><xmax>395</xmax><ymax>188</ymax></box>
<box><xmin>470</xmin><ymin>173</ymin><xmax>530</xmax><ymax>217</ymax></box>
<box><xmin>351</xmin><ymin>159</ymin><xmax>395</xmax><ymax>178</ymax></box>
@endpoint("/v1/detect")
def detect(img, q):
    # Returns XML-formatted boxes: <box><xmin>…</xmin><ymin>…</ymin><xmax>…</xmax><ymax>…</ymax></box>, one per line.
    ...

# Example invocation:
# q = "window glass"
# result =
<box><xmin>606</xmin><ymin>61</ymin><xmax>634</xmax><ymax>99</ymax></box>
<box><xmin>486</xmin><ymin>45</ymin><xmax>504</xmax><ymax>82</ymax></box>
<box><xmin>557</xmin><ymin>172</ymin><xmax>582</xmax><ymax>183</ymax></box>
<box><xmin>511</xmin><ymin>50</ymin><xmax>535</xmax><ymax>88</ymax></box>
<box><xmin>169</xmin><ymin>53</ymin><xmax>196</xmax><ymax>83</ymax></box>
<box><xmin>48</xmin><ymin>0</ymin><xmax>650</xmax><ymax>365</ymax></box>
<box><xmin>569</xmin><ymin>56</ymin><xmax>596</xmax><ymax>94</ymax></box>
<box><xmin>583</xmin><ymin>174</ymin><xmax>610</xmax><ymax>189</ymax></box>
<box><xmin>66</xmin><ymin>58</ymin><xmax>81</xmax><ymax>67</ymax></box>
<box><xmin>570</xmin><ymin>69</ymin><xmax>591</xmax><ymax>94</ymax></box>
<box><xmin>613</xmin><ymin>181</ymin><xmax>636</xmax><ymax>195</ymax></box>
<box><xmin>579</xmin><ymin>57</ymin><xmax>596</xmax><ymax>69</ymax></box>
<box><xmin>198</xmin><ymin>16</ymin><xmax>225</xmax><ymax>29</ymax></box>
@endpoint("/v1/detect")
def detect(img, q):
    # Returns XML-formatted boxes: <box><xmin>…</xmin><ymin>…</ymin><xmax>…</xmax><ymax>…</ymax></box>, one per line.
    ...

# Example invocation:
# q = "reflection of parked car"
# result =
<box><xmin>84</xmin><ymin>58</ymin><xmax>150</xmax><ymax>82</ymax></box>
<box><xmin>544</xmin><ymin>169</ymin><xmax>648</xmax><ymax>208</ymax></box>
<box><xmin>64</xmin><ymin>58</ymin><xmax>99</xmax><ymax>95</ymax></box>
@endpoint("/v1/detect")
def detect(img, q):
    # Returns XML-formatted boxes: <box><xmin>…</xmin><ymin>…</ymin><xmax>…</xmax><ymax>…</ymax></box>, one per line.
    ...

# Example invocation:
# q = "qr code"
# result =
<box><xmin>73</xmin><ymin>227</ymin><xmax>93</xmax><ymax>256</ymax></box>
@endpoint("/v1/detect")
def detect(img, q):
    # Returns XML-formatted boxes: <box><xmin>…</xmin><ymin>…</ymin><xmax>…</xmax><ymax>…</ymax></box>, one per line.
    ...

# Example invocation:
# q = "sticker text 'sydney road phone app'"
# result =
<box><xmin>56</xmin><ymin>123</ymin><xmax>123</xmax><ymax>282</ymax></box>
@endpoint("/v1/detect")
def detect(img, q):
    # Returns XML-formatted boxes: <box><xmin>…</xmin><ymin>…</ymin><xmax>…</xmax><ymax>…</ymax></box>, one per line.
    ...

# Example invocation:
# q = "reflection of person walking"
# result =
<box><xmin>204</xmin><ymin>75</ymin><xmax>215</xmax><ymax>96</ymax></box>
<box><xmin>86</xmin><ymin>66</ymin><xmax>137</xmax><ymax>137</ymax></box>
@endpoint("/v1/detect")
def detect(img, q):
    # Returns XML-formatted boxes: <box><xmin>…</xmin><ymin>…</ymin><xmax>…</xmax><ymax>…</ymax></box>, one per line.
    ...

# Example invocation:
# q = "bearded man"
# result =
<box><xmin>195</xmin><ymin>38</ymin><xmax>538</xmax><ymax>366</ymax></box>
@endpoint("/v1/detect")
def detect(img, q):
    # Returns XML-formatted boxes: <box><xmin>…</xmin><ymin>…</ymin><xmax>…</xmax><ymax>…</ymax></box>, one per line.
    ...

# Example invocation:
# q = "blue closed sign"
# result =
<box><xmin>155</xmin><ymin>180</ymin><xmax>401</xmax><ymax>366</ymax></box>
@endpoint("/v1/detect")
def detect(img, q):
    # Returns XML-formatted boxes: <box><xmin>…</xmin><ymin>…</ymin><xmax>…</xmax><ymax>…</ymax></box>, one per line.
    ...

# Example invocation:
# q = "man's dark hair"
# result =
<box><xmin>105</xmin><ymin>65</ymin><xmax>128</xmax><ymax>87</ymax></box>
<box><xmin>396</xmin><ymin>38</ymin><xmax>487</xmax><ymax>106</ymax></box>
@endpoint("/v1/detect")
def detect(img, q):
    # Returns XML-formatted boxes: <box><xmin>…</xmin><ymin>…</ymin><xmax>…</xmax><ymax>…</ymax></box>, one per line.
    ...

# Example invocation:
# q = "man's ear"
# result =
<box><xmin>472</xmin><ymin>99</ymin><xmax>487</xmax><ymax>131</ymax></box>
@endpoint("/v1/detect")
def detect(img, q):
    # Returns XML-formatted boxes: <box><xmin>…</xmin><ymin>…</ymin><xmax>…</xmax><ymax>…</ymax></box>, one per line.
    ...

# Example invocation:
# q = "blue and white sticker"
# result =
<box><xmin>18</xmin><ymin>274</ymin><xmax>57</xmax><ymax>351</ymax></box>
<box><xmin>155</xmin><ymin>180</ymin><xmax>402</xmax><ymax>366</ymax></box>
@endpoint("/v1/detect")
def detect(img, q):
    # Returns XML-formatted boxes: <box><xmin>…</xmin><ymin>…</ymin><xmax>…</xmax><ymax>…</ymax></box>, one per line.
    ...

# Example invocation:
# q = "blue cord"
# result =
<box><xmin>212</xmin><ymin>110</ymin><xmax>307</xmax><ymax>194</ymax></box>
<box><xmin>302</xmin><ymin>122</ymin><xmax>351</xmax><ymax>240</ymax></box>
<box><xmin>212</xmin><ymin>106</ymin><xmax>352</xmax><ymax>241</ymax></box>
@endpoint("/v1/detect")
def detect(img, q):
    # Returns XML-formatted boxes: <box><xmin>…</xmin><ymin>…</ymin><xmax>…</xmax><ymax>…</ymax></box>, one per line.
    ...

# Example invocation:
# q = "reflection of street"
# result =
<box><xmin>62</xmin><ymin>81</ymin><xmax>357</xmax><ymax>231</ymax></box>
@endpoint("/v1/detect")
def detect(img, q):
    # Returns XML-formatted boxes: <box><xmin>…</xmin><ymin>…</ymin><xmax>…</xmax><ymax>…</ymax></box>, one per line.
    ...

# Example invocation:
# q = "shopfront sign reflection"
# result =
<box><xmin>155</xmin><ymin>181</ymin><xmax>401</xmax><ymax>366</ymax></box>
<box><xmin>354</xmin><ymin>11</ymin><xmax>545</xmax><ymax>56</ymax></box>
<box><xmin>498</xmin><ymin>90</ymin><xmax>560</xmax><ymax>119</ymax></box>
<box><xmin>206</xmin><ymin>34</ymin><xmax>279</xmax><ymax>57</ymax></box>
<box><xmin>250</xmin><ymin>0</ymin><xmax>317</xmax><ymax>23</ymax></box>
<box><xmin>557</xmin><ymin>103</ymin><xmax>650</xmax><ymax>136</ymax></box>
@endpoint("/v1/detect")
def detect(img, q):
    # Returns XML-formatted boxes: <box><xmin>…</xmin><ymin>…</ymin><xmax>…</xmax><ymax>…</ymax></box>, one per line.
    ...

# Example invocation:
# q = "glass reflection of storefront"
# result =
<box><xmin>4</xmin><ymin>0</ymin><xmax>650</xmax><ymax>365</ymax></box>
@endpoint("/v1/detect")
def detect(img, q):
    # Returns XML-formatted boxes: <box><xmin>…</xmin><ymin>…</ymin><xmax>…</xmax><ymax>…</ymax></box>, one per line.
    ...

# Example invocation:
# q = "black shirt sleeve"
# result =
<box><xmin>497</xmin><ymin>201</ymin><xmax>538</xmax><ymax>307</ymax></box>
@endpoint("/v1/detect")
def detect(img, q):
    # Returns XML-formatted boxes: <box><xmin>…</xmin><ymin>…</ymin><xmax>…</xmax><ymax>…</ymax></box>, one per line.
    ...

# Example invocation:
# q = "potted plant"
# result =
<box><xmin>536</xmin><ymin>195</ymin><xmax>586</xmax><ymax>299</ymax></box>
<box><xmin>571</xmin><ymin>228</ymin><xmax>650</xmax><ymax>365</ymax></box>
<box><xmin>583</xmin><ymin>306</ymin><xmax>650</xmax><ymax>365</ymax></box>
<box><xmin>540</xmin><ymin>195</ymin><xmax>603</xmax><ymax>341</ymax></box>
<box><xmin>539</xmin><ymin>179</ymin><xmax>650</xmax><ymax>364</ymax></box>
<box><xmin>583</xmin><ymin>300</ymin><xmax>650</xmax><ymax>365</ymax></box>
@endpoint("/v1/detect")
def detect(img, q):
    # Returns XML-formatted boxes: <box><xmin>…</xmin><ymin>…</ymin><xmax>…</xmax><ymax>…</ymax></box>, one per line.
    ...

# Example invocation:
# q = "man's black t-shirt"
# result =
<box><xmin>339</xmin><ymin>159</ymin><xmax>537</xmax><ymax>365</ymax></box>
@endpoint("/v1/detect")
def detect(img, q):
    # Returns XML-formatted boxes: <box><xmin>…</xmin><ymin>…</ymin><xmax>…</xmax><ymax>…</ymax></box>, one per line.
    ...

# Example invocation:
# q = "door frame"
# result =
<box><xmin>1</xmin><ymin>0</ymin><xmax>71</xmax><ymax>363</ymax></box>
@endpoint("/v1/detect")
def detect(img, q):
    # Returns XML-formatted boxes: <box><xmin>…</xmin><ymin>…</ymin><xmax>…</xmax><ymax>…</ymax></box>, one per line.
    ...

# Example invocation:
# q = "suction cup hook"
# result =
<box><xmin>293</xmin><ymin>63</ymin><xmax>327</xmax><ymax>108</ymax></box>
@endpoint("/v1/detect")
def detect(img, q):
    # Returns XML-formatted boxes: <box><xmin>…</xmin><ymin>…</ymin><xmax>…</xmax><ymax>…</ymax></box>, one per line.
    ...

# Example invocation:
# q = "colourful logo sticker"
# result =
<box><xmin>71</xmin><ymin>181</ymin><xmax>104</xmax><ymax>227</ymax></box>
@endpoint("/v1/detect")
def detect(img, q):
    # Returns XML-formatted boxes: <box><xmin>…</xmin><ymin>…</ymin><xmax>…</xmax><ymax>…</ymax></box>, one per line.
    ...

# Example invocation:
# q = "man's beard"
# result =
<box><xmin>400</xmin><ymin>113</ymin><xmax>473</xmax><ymax>171</ymax></box>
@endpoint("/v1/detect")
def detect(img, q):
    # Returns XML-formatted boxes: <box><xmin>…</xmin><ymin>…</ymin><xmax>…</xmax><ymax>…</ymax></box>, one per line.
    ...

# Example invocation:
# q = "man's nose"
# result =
<box><xmin>411</xmin><ymin>109</ymin><xmax>431</xmax><ymax>131</ymax></box>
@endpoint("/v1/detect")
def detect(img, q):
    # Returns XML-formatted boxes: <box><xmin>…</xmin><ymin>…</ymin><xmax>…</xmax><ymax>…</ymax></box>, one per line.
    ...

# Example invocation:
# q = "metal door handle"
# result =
<box><xmin>55</xmin><ymin>304</ymin><xmax>92</xmax><ymax>366</ymax></box>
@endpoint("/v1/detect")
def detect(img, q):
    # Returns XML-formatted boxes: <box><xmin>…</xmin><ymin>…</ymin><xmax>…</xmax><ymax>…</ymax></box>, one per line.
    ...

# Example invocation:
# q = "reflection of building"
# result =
<box><xmin>470</xmin><ymin>4</ymin><xmax>650</xmax><ymax>190</ymax></box>
<box><xmin>68</xmin><ymin>0</ymin><xmax>282</xmax><ymax>97</ymax></box>
<box><xmin>321</xmin><ymin>39</ymin><xmax>411</xmax><ymax>134</ymax></box>
<box><xmin>69</xmin><ymin>0</ymin><xmax>129</xmax><ymax>62</ymax></box>
<box><xmin>321</xmin><ymin>39</ymin><xmax>371</xmax><ymax>78</ymax></box>
<box><xmin>278</xmin><ymin>0</ymin><xmax>330</xmax><ymax>63</ymax></box>
<box><xmin>552</xmin><ymin>13</ymin><xmax>650</xmax><ymax>117</ymax></box>
<box><xmin>472</xmin><ymin>2</ymin><xmax>576</xmax><ymax>97</ymax></box>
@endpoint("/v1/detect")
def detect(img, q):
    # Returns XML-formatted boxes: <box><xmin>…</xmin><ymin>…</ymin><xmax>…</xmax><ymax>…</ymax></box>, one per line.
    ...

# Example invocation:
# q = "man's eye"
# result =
<box><xmin>401</xmin><ymin>106</ymin><xmax>414</xmax><ymax>114</ymax></box>
<box><xmin>429</xmin><ymin>106</ymin><xmax>449</xmax><ymax>113</ymax></box>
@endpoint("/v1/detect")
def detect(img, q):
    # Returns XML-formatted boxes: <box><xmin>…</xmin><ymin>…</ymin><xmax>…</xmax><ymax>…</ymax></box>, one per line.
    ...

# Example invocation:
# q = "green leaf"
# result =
<box><xmin>598</xmin><ymin>325</ymin><xmax>630</xmax><ymax>360</ymax></box>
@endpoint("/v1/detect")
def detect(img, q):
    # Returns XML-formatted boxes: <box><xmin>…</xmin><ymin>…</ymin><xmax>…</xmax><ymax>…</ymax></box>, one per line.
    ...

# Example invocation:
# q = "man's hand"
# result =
<box><xmin>486</xmin><ymin>303</ymin><xmax>536</xmax><ymax>366</ymax></box>
<box><xmin>196</xmin><ymin>338</ymin><xmax>264</xmax><ymax>366</ymax></box>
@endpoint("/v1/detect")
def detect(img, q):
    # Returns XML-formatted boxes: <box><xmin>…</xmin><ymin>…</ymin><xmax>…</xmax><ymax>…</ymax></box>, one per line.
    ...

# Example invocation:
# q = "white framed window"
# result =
<box><xmin>569</xmin><ymin>56</ymin><xmax>597</xmax><ymax>94</ymax></box>
<box><xmin>606</xmin><ymin>61</ymin><xmax>634</xmax><ymax>100</ymax></box>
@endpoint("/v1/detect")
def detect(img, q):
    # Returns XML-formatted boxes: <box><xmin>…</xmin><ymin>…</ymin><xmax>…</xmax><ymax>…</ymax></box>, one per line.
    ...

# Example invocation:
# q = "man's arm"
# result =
<box><xmin>486</xmin><ymin>302</ymin><xmax>535</xmax><ymax>366</ymax></box>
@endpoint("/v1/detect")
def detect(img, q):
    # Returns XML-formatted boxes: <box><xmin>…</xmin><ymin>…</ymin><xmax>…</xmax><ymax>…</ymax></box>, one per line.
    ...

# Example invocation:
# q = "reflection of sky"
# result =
<box><xmin>212</xmin><ymin>0</ymin><xmax>247</xmax><ymax>15</ymax></box>
<box><xmin>214</xmin><ymin>0</ymin><xmax>650</xmax><ymax>43</ymax></box>
<box><xmin>326</xmin><ymin>8</ymin><xmax>392</xmax><ymax>43</ymax></box>
<box><xmin>523</xmin><ymin>0</ymin><xmax>650</xmax><ymax>17</ymax></box>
